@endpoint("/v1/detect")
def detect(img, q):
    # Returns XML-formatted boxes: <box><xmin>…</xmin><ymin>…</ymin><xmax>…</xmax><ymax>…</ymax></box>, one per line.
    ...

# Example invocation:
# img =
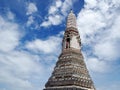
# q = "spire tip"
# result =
<box><xmin>70</xmin><ymin>9</ymin><xmax>73</xmax><ymax>13</ymax></box>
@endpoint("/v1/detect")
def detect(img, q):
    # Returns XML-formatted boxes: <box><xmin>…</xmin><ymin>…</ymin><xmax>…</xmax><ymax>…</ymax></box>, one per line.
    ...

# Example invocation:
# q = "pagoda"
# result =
<box><xmin>44</xmin><ymin>10</ymin><xmax>95</xmax><ymax>90</ymax></box>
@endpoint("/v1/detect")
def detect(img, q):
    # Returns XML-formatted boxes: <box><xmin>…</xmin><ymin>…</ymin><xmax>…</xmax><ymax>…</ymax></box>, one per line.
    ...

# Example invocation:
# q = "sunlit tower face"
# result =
<box><xmin>44</xmin><ymin>10</ymin><xmax>95</xmax><ymax>90</ymax></box>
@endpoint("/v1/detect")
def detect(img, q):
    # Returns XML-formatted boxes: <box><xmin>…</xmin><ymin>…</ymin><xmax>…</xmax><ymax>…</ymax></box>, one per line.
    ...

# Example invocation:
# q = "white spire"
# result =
<box><xmin>66</xmin><ymin>10</ymin><xmax>77</xmax><ymax>29</ymax></box>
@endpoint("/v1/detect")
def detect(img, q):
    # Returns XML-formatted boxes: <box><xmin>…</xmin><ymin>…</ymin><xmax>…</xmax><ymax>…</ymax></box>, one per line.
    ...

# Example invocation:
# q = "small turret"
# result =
<box><xmin>62</xmin><ymin>10</ymin><xmax>81</xmax><ymax>51</ymax></box>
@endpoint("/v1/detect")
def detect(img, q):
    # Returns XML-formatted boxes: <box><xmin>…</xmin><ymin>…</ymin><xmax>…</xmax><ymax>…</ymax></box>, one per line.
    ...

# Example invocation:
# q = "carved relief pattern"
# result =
<box><xmin>44</xmin><ymin>10</ymin><xmax>95</xmax><ymax>90</ymax></box>
<box><xmin>45</xmin><ymin>50</ymin><xmax>95</xmax><ymax>90</ymax></box>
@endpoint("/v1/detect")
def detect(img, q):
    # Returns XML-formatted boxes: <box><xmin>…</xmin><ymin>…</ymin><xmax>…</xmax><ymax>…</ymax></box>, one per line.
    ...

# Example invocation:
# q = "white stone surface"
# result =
<box><xmin>70</xmin><ymin>36</ymin><xmax>80</xmax><ymax>49</ymax></box>
<box><xmin>67</xmin><ymin>11</ymin><xmax>77</xmax><ymax>28</ymax></box>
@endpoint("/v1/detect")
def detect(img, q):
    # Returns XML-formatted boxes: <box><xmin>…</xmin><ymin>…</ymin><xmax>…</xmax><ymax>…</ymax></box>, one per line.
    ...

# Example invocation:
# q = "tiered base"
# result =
<box><xmin>44</xmin><ymin>86</ymin><xmax>89</xmax><ymax>90</ymax></box>
<box><xmin>44</xmin><ymin>88</ymin><xmax>86</xmax><ymax>90</ymax></box>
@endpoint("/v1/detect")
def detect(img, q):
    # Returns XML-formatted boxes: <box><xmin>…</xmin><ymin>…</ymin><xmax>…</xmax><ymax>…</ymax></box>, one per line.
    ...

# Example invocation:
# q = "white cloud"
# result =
<box><xmin>26</xmin><ymin>2</ymin><xmax>39</xmax><ymax>29</ymax></box>
<box><xmin>48</xmin><ymin>0</ymin><xmax>62</xmax><ymax>14</ymax></box>
<box><xmin>77</xmin><ymin>0</ymin><xmax>120</xmax><ymax>73</ymax></box>
<box><xmin>0</xmin><ymin>16</ymin><xmax>21</xmax><ymax>52</ymax></box>
<box><xmin>26</xmin><ymin>34</ymin><xmax>62</xmax><ymax>54</ymax></box>
<box><xmin>109</xmin><ymin>15</ymin><xmax>120</xmax><ymax>39</ymax></box>
<box><xmin>77</xmin><ymin>9</ymin><xmax>106</xmax><ymax>43</ymax></box>
<box><xmin>49</xmin><ymin>15</ymin><xmax>62</xmax><ymax>25</ymax></box>
<box><xmin>86</xmin><ymin>58</ymin><xmax>108</xmax><ymax>73</ymax></box>
<box><xmin>0</xmin><ymin>14</ymin><xmax>55</xmax><ymax>90</ymax></box>
<box><xmin>40</xmin><ymin>21</ymin><xmax>51</xmax><ymax>27</ymax></box>
<box><xmin>0</xmin><ymin>50</ymin><xmax>43</xmax><ymax>90</ymax></box>
<box><xmin>7</xmin><ymin>11</ymin><xmax>15</xmax><ymax>20</ymax></box>
<box><xmin>24</xmin><ymin>31</ymin><xmax>64</xmax><ymax>89</ymax></box>
<box><xmin>61</xmin><ymin>0</ymin><xmax>73</xmax><ymax>15</ymax></box>
<box><xmin>26</xmin><ymin>16</ymin><xmax>34</xmax><ymax>26</ymax></box>
<box><xmin>94</xmin><ymin>41</ymin><xmax>119</xmax><ymax>61</ymax></box>
<box><xmin>26</xmin><ymin>2</ymin><xmax>38</xmax><ymax>15</ymax></box>
<box><xmin>56</xmin><ymin>0</ymin><xmax>62</xmax><ymax>8</ymax></box>
<box><xmin>0</xmin><ymin>15</ymin><xmax>36</xmax><ymax>90</ymax></box>
<box><xmin>0</xmin><ymin>14</ymin><xmax>40</xmax><ymax>90</ymax></box>
<box><xmin>41</xmin><ymin>14</ymin><xmax>63</xmax><ymax>27</ymax></box>
<box><xmin>49</xmin><ymin>6</ymin><xmax>58</xmax><ymax>14</ymax></box>
<box><xmin>41</xmin><ymin>0</ymin><xmax>77</xmax><ymax>27</ymax></box>
<box><xmin>85</xmin><ymin>0</ymin><xmax>97</xmax><ymax>8</ymax></box>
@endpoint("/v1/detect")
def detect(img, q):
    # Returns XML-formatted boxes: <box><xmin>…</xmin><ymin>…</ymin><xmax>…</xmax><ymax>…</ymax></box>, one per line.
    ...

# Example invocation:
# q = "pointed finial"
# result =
<box><xmin>70</xmin><ymin>9</ymin><xmax>73</xmax><ymax>13</ymax></box>
<box><xmin>67</xmin><ymin>9</ymin><xmax>77</xmax><ymax>29</ymax></box>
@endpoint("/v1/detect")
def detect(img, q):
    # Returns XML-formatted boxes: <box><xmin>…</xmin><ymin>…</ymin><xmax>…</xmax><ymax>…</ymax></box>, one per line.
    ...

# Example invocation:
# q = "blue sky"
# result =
<box><xmin>0</xmin><ymin>0</ymin><xmax>120</xmax><ymax>90</ymax></box>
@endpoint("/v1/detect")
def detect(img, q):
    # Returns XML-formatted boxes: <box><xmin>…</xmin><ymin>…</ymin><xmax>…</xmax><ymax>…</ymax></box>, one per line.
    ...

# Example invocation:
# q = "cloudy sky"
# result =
<box><xmin>0</xmin><ymin>0</ymin><xmax>120</xmax><ymax>90</ymax></box>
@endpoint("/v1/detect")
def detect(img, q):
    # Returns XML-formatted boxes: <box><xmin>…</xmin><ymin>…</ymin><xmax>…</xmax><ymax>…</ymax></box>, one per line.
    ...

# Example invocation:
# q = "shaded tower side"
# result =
<box><xmin>44</xmin><ymin>10</ymin><xmax>95</xmax><ymax>90</ymax></box>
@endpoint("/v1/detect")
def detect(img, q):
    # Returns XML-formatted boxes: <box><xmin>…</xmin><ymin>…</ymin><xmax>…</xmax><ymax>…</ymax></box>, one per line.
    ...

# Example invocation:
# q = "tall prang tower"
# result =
<box><xmin>44</xmin><ymin>10</ymin><xmax>95</xmax><ymax>90</ymax></box>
